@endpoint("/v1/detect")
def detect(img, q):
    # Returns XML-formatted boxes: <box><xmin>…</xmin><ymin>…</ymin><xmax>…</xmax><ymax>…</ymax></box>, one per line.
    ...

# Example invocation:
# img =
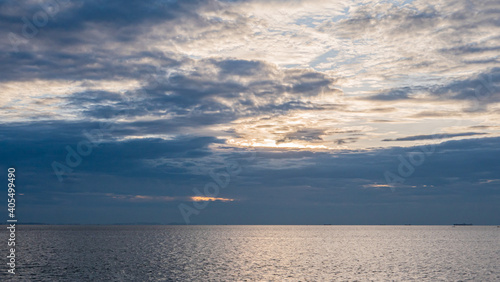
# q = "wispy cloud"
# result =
<box><xmin>382</xmin><ymin>132</ymin><xmax>487</xmax><ymax>142</ymax></box>
<box><xmin>190</xmin><ymin>196</ymin><xmax>234</xmax><ymax>202</ymax></box>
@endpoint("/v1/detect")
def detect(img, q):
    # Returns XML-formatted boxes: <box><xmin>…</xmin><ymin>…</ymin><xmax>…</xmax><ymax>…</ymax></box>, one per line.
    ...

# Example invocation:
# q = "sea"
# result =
<box><xmin>0</xmin><ymin>225</ymin><xmax>499</xmax><ymax>281</ymax></box>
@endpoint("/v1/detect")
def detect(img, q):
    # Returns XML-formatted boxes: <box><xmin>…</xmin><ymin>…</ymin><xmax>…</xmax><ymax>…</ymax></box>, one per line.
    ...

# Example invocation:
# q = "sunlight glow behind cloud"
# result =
<box><xmin>190</xmin><ymin>196</ymin><xmax>235</xmax><ymax>202</ymax></box>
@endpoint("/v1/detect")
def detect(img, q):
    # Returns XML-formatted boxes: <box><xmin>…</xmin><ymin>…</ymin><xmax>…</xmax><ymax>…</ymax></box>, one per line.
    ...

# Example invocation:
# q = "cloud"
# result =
<box><xmin>64</xmin><ymin>58</ymin><xmax>340</xmax><ymax>125</ymax></box>
<box><xmin>278</xmin><ymin>128</ymin><xmax>326</xmax><ymax>143</ymax></box>
<box><xmin>107</xmin><ymin>194</ymin><xmax>177</xmax><ymax>202</ymax></box>
<box><xmin>365</xmin><ymin>88</ymin><xmax>414</xmax><ymax>101</ymax></box>
<box><xmin>190</xmin><ymin>196</ymin><xmax>234</xmax><ymax>202</ymax></box>
<box><xmin>362</xmin><ymin>67</ymin><xmax>500</xmax><ymax>114</ymax></box>
<box><xmin>382</xmin><ymin>132</ymin><xmax>487</xmax><ymax>142</ymax></box>
<box><xmin>334</xmin><ymin>137</ymin><xmax>359</xmax><ymax>145</ymax></box>
<box><xmin>0</xmin><ymin>0</ymin><xmax>215</xmax><ymax>47</ymax></box>
<box><xmin>0</xmin><ymin>120</ymin><xmax>220</xmax><ymax>177</ymax></box>
<box><xmin>430</xmin><ymin>67</ymin><xmax>500</xmax><ymax>106</ymax></box>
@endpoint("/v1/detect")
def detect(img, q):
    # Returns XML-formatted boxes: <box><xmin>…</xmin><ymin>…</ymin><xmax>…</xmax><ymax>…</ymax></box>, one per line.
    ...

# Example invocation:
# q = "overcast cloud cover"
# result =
<box><xmin>1</xmin><ymin>0</ymin><xmax>499</xmax><ymax>224</ymax></box>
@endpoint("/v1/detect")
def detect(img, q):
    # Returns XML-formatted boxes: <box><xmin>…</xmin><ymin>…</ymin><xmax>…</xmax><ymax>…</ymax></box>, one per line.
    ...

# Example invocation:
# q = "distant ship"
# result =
<box><xmin>453</xmin><ymin>223</ymin><xmax>473</xmax><ymax>226</ymax></box>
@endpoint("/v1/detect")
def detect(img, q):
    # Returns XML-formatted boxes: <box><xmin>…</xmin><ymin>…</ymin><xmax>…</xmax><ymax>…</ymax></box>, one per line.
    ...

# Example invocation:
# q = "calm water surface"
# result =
<box><xmin>1</xmin><ymin>225</ymin><xmax>499</xmax><ymax>281</ymax></box>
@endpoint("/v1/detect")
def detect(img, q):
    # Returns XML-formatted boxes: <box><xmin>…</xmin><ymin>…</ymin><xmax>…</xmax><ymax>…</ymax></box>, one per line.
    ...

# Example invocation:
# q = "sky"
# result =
<box><xmin>1</xmin><ymin>0</ymin><xmax>499</xmax><ymax>224</ymax></box>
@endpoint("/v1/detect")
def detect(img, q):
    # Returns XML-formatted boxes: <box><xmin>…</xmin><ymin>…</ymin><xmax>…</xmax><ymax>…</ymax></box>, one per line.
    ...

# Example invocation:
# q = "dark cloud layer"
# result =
<box><xmin>382</xmin><ymin>132</ymin><xmax>486</xmax><ymax>142</ymax></box>
<box><xmin>366</xmin><ymin>68</ymin><xmax>500</xmax><ymax>110</ymax></box>
<box><xmin>65</xmin><ymin>58</ymin><xmax>338</xmax><ymax>124</ymax></box>
<box><xmin>365</xmin><ymin>87</ymin><xmax>414</xmax><ymax>101</ymax></box>
<box><xmin>1</xmin><ymin>121</ymin><xmax>499</xmax><ymax>224</ymax></box>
